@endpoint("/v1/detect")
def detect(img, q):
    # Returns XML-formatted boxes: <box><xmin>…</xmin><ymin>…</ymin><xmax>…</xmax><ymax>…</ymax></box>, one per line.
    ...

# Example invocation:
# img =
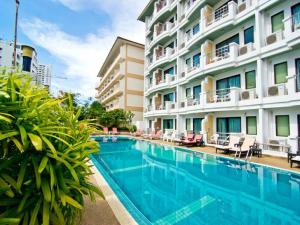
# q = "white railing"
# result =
<box><xmin>206</xmin><ymin>4</ymin><xmax>229</xmax><ymax>27</ymax></box>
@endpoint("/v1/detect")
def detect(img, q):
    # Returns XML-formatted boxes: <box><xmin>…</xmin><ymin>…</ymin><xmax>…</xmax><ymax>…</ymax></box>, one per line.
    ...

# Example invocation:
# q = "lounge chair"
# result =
<box><xmin>111</xmin><ymin>127</ymin><xmax>118</xmax><ymax>135</ymax></box>
<box><xmin>290</xmin><ymin>156</ymin><xmax>300</xmax><ymax>168</ymax></box>
<box><xmin>162</xmin><ymin>129</ymin><xmax>173</xmax><ymax>142</ymax></box>
<box><xmin>176</xmin><ymin>133</ymin><xmax>194</xmax><ymax>145</ymax></box>
<box><xmin>168</xmin><ymin>130</ymin><xmax>178</xmax><ymax>142</ymax></box>
<box><xmin>149</xmin><ymin>130</ymin><xmax>162</xmax><ymax>140</ymax></box>
<box><xmin>142</xmin><ymin>130</ymin><xmax>154</xmax><ymax>139</ymax></box>
<box><xmin>182</xmin><ymin>134</ymin><xmax>203</xmax><ymax>147</ymax></box>
<box><xmin>215</xmin><ymin>135</ymin><xmax>241</xmax><ymax>154</ymax></box>
<box><xmin>103</xmin><ymin>127</ymin><xmax>109</xmax><ymax>134</ymax></box>
<box><xmin>133</xmin><ymin>130</ymin><xmax>143</xmax><ymax>137</ymax></box>
<box><xmin>230</xmin><ymin>136</ymin><xmax>256</xmax><ymax>159</ymax></box>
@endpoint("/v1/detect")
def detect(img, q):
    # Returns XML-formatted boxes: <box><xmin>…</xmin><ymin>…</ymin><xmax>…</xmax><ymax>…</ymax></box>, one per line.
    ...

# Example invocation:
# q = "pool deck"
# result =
<box><xmin>134</xmin><ymin>137</ymin><xmax>300</xmax><ymax>173</ymax></box>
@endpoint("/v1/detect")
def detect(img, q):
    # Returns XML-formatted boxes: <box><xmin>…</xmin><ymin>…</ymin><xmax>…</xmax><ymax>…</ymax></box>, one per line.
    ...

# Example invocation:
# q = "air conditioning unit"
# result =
<box><xmin>241</xmin><ymin>91</ymin><xmax>250</xmax><ymax>100</ymax></box>
<box><xmin>266</xmin><ymin>30</ymin><xmax>283</xmax><ymax>45</ymax></box>
<box><xmin>239</xmin><ymin>45</ymin><xmax>248</xmax><ymax>55</ymax></box>
<box><xmin>238</xmin><ymin>2</ymin><xmax>246</xmax><ymax>13</ymax></box>
<box><xmin>180</xmin><ymin>102</ymin><xmax>185</xmax><ymax>108</ymax></box>
<box><xmin>268</xmin><ymin>86</ymin><xmax>279</xmax><ymax>96</ymax></box>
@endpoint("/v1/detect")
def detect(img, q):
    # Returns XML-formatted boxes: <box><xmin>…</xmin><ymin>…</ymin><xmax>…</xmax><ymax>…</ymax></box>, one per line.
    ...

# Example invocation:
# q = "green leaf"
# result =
<box><xmin>0</xmin><ymin>177</ymin><xmax>14</xmax><ymax>198</ymax></box>
<box><xmin>38</xmin><ymin>157</ymin><xmax>48</xmax><ymax>174</ymax></box>
<box><xmin>0</xmin><ymin>90</ymin><xmax>10</xmax><ymax>98</ymax></box>
<box><xmin>0</xmin><ymin>218</ymin><xmax>20</xmax><ymax>225</ymax></box>
<box><xmin>17</xmin><ymin>158</ymin><xmax>28</xmax><ymax>192</ymax></box>
<box><xmin>49</xmin><ymin>163</ymin><xmax>56</xmax><ymax>190</ymax></box>
<box><xmin>41</xmin><ymin>179</ymin><xmax>51</xmax><ymax>202</ymax></box>
<box><xmin>41</xmin><ymin>135</ymin><xmax>57</xmax><ymax>157</ymax></box>
<box><xmin>43</xmin><ymin>200</ymin><xmax>50</xmax><ymax>225</ymax></box>
<box><xmin>11</xmin><ymin>137</ymin><xmax>24</xmax><ymax>152</ymax></box>
<box><xmin>29</xmin><ymin>198</ymin><xmax>42</xmax><ymax>225</ymax></box>
<box><xmin>0</xmin><ymin>131</ymin><xmax>19</xmax><ymax>141</ymax></box>
<box><xmin>0</xmin><ymin>115</ymin><xmax>12</xmax><ymax>123</ymax></box>
<box><xmin>32</xmin><ymin>158</ymin><xmax>41</xmax><ymax>189</ymax></box>
<box><xmin>18</xmin><ymin>125</ymin><xmax>27</xmax><ymax>146</ymax></box>
<box><xmin>28</xmin><ymin>133</ymin><xmax>43</xmax><ymax>151</ymax></box>
<box><xmin>18</xmin><ymin>192</ymin><xmax>30</xmax><ymax>213</ymax></box>
<box><xmin>2</xmin><ymin>174</ymin><xmax>17</xmax><ymax>191</ymax></box>
<box><xmin>64</xmin><ymin>195</ymin><xmax>83</xmax><ymax>209</ymax></box>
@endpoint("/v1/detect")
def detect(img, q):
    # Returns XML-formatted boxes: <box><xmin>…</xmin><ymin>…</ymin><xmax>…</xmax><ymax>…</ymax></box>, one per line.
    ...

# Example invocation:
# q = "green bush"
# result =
<box><xmin>0</xmin><ymin>70</ymin><xmax>103</xmax><ymax>225</ymax></box>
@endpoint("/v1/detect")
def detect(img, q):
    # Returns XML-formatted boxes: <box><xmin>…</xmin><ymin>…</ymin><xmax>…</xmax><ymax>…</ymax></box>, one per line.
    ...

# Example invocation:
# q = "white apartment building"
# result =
<box><xmin>138</xmin><ymin>0</ymin><xmax>300</xmax><ymax>156</ymax></box>
<box><xmin>96</xmin><ymin>37</ymin><xmax>145</xmax><ymax>122</ymax></box>
<box><xmin>37</xmin><ymin>64</ymin><xmax>52</xmax><ymax>88</ymax></box>
<box><xmin>0</xmin><ymin>40</ymin><xmax>38</xmax><ymax>80</ymax></box>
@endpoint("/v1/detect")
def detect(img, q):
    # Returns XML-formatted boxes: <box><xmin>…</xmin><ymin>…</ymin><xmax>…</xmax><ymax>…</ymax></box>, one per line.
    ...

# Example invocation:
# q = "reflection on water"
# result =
<box><xmin>92</xmin><ymin>138</ymin><xmax>300</xmax><ymax>225</ymax></box>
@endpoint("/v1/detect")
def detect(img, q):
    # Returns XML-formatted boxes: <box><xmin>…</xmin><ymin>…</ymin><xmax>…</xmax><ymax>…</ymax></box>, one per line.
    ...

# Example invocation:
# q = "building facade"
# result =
<box><xmin>0</xmin><ymin>40</ymin><xmax>38</xmax><ymax>76</ymax></box>
<box><xmin>96</xmin><ymin>37</ymin><xmax>145</xmax><ymax>122</ymax></box>
<box><xmin>37</xmin><ymin>64</ymin><xmax>52</xmax><ymax>88</ymax></box>
<box><xmin>138</xmin><ymin>0</ymin><xmax>300</xmax><ymax>156</ymax></box>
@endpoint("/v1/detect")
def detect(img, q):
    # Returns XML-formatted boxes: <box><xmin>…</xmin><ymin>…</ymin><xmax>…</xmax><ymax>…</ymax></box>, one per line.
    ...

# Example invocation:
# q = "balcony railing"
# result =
<box><xmin>205</xmin><ymin>4</ymin><xmax>229</xmax><ymax>27</ymax></box>
<box><xmin>267</xmin><ymin>83</ymin><xmax>288</xmax><ymax>97</ymax></box>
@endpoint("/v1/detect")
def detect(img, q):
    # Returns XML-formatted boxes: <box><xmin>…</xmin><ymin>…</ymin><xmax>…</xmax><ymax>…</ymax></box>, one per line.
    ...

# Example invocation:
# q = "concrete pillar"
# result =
<box><xmin>257</xmin><ymin>108</ymin><xmax>266</xmax><ymax>145</ymax></box>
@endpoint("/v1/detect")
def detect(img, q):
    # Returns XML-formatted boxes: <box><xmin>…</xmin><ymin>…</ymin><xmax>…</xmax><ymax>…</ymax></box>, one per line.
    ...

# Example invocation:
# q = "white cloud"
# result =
<box><xmin>20</xmin><ymin>0</ymin><xmax>148</xmax><ymax>97</ymax></box>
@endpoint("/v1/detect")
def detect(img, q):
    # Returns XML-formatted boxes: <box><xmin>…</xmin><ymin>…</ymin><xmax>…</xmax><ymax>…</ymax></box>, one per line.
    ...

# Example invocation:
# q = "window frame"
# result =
<box><xmin>275</xmin><ymin>115</ymin><xmax>290</xmax><ymax>137</ymax></box>
<box><xmin>246</xmin><ymin>116</ymin><xmax>257</xmax><ymax>135</ymax></box>
<box><xmin>274</xmin><ymin>62</ymin><xmax>288</xmax><ymax>84</ymax></box>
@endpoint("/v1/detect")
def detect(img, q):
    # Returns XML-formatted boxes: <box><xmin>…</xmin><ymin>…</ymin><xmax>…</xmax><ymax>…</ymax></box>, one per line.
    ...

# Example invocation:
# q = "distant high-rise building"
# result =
<box><xmin>37</xmin><ymin>64</ymin><xmax>52</xmax><ymax>88</ymax></box>
<box><xmin>0</xmin><ymin>40</ymin><xmax>38</xmax><ymax>74</ymax></box>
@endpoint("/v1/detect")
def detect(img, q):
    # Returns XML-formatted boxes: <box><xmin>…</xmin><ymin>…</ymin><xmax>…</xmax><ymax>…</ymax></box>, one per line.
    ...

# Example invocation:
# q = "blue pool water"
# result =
<box><xmin>91</xmin><ymin>137</ymin><xmax>300</xmax><ymax>225</ymax></box>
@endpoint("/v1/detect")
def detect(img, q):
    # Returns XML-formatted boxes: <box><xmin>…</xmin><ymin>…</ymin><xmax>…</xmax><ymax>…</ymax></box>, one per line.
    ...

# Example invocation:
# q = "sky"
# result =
<box><xmin>0</xmin><ymin>0</ymin><xmax>148</xmax><ymax>97</ymax></box>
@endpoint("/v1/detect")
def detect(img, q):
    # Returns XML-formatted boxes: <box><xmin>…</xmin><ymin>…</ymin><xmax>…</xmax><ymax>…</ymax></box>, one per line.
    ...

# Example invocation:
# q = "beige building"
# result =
<box><xmin>96</xmin><ymin>37</ymin><xmax>145</xmax><ymax>122</ymax></box>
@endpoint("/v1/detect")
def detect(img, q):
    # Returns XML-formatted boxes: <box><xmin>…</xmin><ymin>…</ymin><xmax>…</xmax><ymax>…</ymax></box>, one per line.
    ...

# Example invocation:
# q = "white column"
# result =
<box><xmin>257</xmin><ymin>108</ymin><xmax>266</xmax><ymax>145</ymax></box>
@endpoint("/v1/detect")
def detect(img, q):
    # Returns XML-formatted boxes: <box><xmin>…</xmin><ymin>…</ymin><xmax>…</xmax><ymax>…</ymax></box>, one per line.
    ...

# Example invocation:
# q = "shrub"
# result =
<box><xmin>0</xmin><ymin>70</ymin><xmax>103</xmax><ymax>225</ymax></box>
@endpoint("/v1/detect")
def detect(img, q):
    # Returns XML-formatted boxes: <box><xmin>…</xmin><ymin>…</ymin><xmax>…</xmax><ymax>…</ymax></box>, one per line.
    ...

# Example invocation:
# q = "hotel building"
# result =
<box><xmin>96</xmin><ymin>37</ymin><xmax>145</xmax><ymax>122</ymax></box>
<box><xmin>37</xmin><ymin>64</ymin><xmax>52</xmax><ymax>88</ymax></box>
<box><xmin>138</xmin><ymin>0</ymin><xmax>300</xmax><ymax>156</ymax></box>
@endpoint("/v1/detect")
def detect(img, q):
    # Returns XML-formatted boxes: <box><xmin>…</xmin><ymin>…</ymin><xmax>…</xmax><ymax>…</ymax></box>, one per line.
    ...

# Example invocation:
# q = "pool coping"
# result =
<box><xmin>90</xmin><ymin>135</ymin><xmax>300</xmax><ymax>225</ymax></box>
<box><xmin>90</xmin><ymin>162</ymin><xmax>138</xmax><ymax>225</ymax></box>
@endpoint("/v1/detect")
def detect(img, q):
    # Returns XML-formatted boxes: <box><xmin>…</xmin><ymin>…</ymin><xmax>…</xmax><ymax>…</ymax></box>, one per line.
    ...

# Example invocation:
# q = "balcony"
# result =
<box><xmin>179</xmin><ymin>0</ymin><xmax>202</xmax><ymax>24</ymax></box>
<box><xmin>180</xmin><ymin>96</ymin><xmax>202</xmax><ymax>110</ymax></box>
<box><xmin>204</xmin><ymin>87</ymin><xmax>258</xmax><ymax>109</ymax></box>
<box><xmin>101</xmin><ymin>85</ymin><xmax>123</xmax><ymax>105</ymax></box>
<box><xmin>145</xmin><ymin>0</ymin><xmax>177</xmax><ymax>31</ymax></box>
<box><xmin>147</xmin><ymin>47</ymin><xmax>177</xmax><ymax>72</ymax></box>
<box><xmin>202</xmin><ymin>0</ymin><xmax>255</xmax><ymax>35</ymax></box>
<box><xmin>145</xmin><ymin>73</ymin><xmax>177</xmax><ymax>94</ymax></box>
<box><xmin>144</xmin><ymin>101</ymin><xmax>177</xmax><ymax>116</ymax></box>
<box><xmin>97</xmin><ymin>71</ymin><xmax>124</xmax><ymax>97</ymax></box>
<box><xmin>180</xmin><ymin>63</ymin><xmax>202</xmax><ymax>80</ymax></box>
<box><xmin>283</xmin><ymin>12</ymin><xmax>300</xmax><ymax>46</ymax></box>
<box><xmin>148</xmin><ymin>21</ymin><xmax>177</xmax><ymax>50</ymax></box>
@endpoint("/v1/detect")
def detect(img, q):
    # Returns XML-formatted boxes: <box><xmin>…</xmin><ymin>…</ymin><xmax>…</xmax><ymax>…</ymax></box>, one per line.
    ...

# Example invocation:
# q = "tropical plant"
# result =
<box><xmin>0</xmin><ymin>70</ymin><xmax>103</xmax><ymax>225</ymax></box>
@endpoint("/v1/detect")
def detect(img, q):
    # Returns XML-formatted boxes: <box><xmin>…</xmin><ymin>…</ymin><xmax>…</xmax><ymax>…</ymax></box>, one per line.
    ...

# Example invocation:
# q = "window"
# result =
<box><xmin>276</xmin><ymin>115</ymin><xmax>290</xmax><ymax>137</ymax></box>
<box><xmin>216</xmin><ymin>75</ymin><xmax>241</xmax><ymax>96</ymax></box>
<box><xmin>164</xmin><ymin>67</ymin><xmax>174</xmax><ymax>76</ymax></box>
<box><xmin>216</xmin><ymin>34</ymin><xmax>239</xmax><ymax>56</ymax></box>
<box><xmin>186</xmin><ymin>87</ymin><xmax>191</xmax><ymax>98</ymax></box>
<box><xmin>244</xmin><ymin>26</ymin><xmax>254</xmax><ymax>44</ymax></box>
<box><xmin>217</xmin><ymin>117</ymin><xmax>241</xmax><ymax>134</ymax></box>
<box><xmin>163</xmin><ymin>119</ymin><xmax>174</xmax><ymax>129</ymax></box>
<box><xmin>193</xmin><ymin>24</ymin><xmax>200</xmax><ymax>35</ymax></box>
<box><xmin>163</xmin><ymin>93</ymin><xmax>174</xmax><ymax>104</ymax></box>
<box><xmin>193</xmin><ymin>118</ymin><xmax>202</xmax><ymax>134</ymax></box>
<box><xmin>186</xmin><ymin>118</ymin><xmax>191</xmax><ymax>130</ymax></box>
<box><xmin>245</xmin><ymin>70</ymin><xmax>256</xmax><ymax>89</ymax></box>
<box><xmin>274</xmin><ymin>62</ymin><xmax>287</xmax><ymax>84</ymax></box>
<box><xmin>193</xmin><ymin>85</ymin><xmax>201</xmax><ymax>99</ymax></box>
<box><xmin>271</xmin><ymin>11</ymin><xmax>284</xmax><ymax>33</ymax></box>
<box><xmin>193</xmin><ymin>53</ymin><xmax>200</xmax><ymax>67</ymax></box>
<box><xmin>246</xmin><ymin>117</ymin><xmax>257</xmax><ymax>135</ymax></box>
<box><xmin>292</xmin><ymin>3</ymin><xmax>300</xmax><ymax>31</ymax></box>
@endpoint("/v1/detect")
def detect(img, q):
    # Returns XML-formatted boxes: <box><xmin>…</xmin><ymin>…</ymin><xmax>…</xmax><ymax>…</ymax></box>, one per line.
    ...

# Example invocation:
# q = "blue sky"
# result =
<box><xmin>0</xmin><ymin>0</ymin><xmax>147</xmax><ymax>96</ymax></box>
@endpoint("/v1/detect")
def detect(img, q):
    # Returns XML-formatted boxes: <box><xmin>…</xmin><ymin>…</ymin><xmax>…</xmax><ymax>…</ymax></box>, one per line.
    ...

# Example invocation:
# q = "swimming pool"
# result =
<box><xmin>91</xmin><ymin>137</ymin><xmax>300</xmax><ymax>225</ymax></box>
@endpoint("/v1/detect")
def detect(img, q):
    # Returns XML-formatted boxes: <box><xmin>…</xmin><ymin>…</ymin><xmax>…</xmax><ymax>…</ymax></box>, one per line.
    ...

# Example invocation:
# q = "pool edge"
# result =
<box><xmin>90</xmin><ymin>161</ymin><xmax>138</xmax><ymax>225</ymax></box>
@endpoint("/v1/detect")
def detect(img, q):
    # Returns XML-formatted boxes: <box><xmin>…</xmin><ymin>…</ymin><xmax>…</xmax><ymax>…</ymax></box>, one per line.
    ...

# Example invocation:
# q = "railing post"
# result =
<box><xmin>229</xmin><ymin>42</ymin><xmax>238</xmax><ymax>61</ymax></box>
<box><xmin>228</xmin><ymin>1</ymin><xmax>237</xmax><ymax>19</ymax></box>
<box><xmin>287</xmin><ymin>74</ymin><xmax>296</xmax><ymax>97</ymax></box>
<box><xmin>230</xmin><ymin>87</ymin><xmax>240</xmax><ymax>104</ymax></box>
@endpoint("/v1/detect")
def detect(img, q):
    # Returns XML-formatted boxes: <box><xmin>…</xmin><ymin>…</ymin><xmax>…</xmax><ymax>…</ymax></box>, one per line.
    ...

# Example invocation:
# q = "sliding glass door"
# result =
<box><xmin>193</xmin><ymin>118</ymin><xmax>202</xmax><ymax>135</ymax></box>
<box><xmin>216</xmin><ymin>75</ymin><xmax>241</xmax><ymax>96</ymax></box>
<box><xmin>217</xmin><ymin>117</ymin><xmax>241</xmax><ymax>139</ymax></box>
